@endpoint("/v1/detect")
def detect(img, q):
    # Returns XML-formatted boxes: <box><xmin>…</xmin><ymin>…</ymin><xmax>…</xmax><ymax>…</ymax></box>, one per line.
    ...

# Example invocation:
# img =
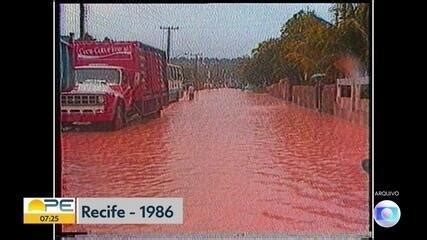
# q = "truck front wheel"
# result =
<box><xmin>110</xmin><ymin>104</ymin><xmax>125</xmax><ymax>131</ymax></box>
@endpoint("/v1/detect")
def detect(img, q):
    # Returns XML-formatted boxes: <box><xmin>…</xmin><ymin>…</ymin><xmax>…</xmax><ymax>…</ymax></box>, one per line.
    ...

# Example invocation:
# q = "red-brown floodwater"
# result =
<box><xmin>61</xmin><ymin>89</ymin><xmax>369</xmax><ymax>236</ymax></box>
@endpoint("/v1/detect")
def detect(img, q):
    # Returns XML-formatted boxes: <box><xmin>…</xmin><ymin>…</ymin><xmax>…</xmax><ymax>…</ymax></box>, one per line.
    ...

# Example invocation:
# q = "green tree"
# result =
<box><xmin>239</xmin><ymin>4</ymin><xmax>370</xmax><ymax>87</ymax></box>
<box><xmin>279</xmin><ymin>10</ymin><xmax>337</xmax><ymax>84</ymax></box>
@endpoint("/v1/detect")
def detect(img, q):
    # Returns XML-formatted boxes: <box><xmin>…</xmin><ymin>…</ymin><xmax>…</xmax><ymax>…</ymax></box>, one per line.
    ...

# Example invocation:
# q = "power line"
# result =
<box><xmin>62</xmin><ymin>4</ymin><xmax>192</xmax><ymax>56</ymax></box>
<box><xmin>179</xmin><ymin>27</ymin><xmax>194</xmax><ymax>56</ymax></box>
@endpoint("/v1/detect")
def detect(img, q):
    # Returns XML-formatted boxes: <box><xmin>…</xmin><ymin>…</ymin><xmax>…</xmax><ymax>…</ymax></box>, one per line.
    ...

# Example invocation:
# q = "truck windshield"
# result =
<box><xmin>75</xmin><ymin>68</ymin><xmax>121</xmax><ymax>84</ymax></box>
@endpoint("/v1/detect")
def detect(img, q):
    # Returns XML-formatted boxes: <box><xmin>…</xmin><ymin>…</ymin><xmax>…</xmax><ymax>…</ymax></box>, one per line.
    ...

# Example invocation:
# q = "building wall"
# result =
<box><xmin>291</xmin><ymin>85</ymin><xmax>316</xmax><ymax>109</ymax></box>
<box><xmin>321</xmin><ymin>84</ymin><xmax>336</xmax><ymax>115</ymax></box>
<box><xmin>265</xmin><ymin>77</ymin><xmax>369</xmax><ymax>127</ymax></box>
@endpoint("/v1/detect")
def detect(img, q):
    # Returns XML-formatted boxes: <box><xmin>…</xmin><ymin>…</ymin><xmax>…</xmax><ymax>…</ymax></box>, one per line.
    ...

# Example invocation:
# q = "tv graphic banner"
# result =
<box><xmin>23</xmin><ymin>198</ymin><xmax>183</xmax><ymax>224</ymax></box>
<box><xmin>23</xmin><ymin>198</ymin><xmax>76</xmax><ymax>224</ymax></box>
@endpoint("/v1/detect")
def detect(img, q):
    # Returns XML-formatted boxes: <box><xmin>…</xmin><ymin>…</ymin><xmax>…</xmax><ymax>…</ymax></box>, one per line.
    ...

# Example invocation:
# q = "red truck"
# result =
<box><xmin>61</xmin><ymin>41</ymin><xmax>168</xmax><ymax>130</ymax></box>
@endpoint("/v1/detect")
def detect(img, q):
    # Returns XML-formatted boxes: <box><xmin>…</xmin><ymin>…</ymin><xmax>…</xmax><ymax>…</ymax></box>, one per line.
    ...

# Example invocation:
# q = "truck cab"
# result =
<box><xmin>61</xmin><ymin>41</ymin><xmax>167</xmax><ymax>131</ymax></box>
<box><xmin>61</xmin><ymin>65</ymin><xmax>126</xmax><ymax>130</ymax></box>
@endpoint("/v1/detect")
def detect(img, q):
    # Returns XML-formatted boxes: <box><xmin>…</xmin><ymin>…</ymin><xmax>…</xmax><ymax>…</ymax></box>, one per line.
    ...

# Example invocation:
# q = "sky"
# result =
<box><xmin>60</xmin><ymin>4</ymin><xmax>333</xmax><ymax>58</ymax></box>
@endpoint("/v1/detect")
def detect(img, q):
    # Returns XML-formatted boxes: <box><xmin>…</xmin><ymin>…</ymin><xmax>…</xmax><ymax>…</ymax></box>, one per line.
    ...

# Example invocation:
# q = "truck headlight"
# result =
<box><xmin>97</xmin><ymin>95</ymin><xmax>105</xmax><ymax>104</ymax></box>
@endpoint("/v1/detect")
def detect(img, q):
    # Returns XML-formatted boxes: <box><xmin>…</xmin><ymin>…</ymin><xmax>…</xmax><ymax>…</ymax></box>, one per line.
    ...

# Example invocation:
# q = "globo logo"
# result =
<box><xmin>374</xmin><ymin>200</ymin><xmax>401</xmax><ymax>228</ymax></box>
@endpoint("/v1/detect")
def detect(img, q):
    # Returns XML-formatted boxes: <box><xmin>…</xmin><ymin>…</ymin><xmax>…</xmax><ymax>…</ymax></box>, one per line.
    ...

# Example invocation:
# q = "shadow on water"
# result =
<box><xmin>61</xmin><ymin>112</ymin><xmax>162</xmax><ymax>132</ymax></box>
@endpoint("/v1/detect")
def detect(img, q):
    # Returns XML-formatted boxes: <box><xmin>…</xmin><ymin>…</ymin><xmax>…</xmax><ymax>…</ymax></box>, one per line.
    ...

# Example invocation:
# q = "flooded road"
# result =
<box><xmin>61</xmin><ymin>89</ymin><xmax>369</xmax><ymax>235</ymax></box>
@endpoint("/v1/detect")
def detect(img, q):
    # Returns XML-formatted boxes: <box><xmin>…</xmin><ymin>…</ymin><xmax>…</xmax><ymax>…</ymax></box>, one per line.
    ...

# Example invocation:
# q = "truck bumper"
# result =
<box><xmin>61</xmin><ymin>111</ymin><xmax>114</xmax><ymax>124</ymax></box>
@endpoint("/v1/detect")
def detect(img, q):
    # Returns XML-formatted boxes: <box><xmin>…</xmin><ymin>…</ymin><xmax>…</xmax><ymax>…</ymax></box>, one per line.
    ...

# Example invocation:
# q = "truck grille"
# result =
<box><xmin>61</xmin><ymin>95</ymin><xmax>103</xmax><ymax>106</ymax></box>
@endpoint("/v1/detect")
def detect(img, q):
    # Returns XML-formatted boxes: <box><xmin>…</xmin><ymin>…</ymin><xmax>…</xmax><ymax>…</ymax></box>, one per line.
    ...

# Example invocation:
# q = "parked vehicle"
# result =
<box><xmin>61</xmin><ymin>40</ymin><xmax>168</xmax><ymax>130</ymax></box>
<box><xmin>167</xmin><ymin>64</ymin><xmax>184</xmax><ymax>102</ymax></box>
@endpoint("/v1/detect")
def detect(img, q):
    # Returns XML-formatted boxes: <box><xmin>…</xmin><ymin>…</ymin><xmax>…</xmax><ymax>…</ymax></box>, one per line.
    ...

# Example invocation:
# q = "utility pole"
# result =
<box><xmin>79</xmin><ymin>3</ymin><xmax>85</xmax><ymax>40</ymax></box>
<box><xmin>195</xmin><ymin>53</ymin><xmax>199</xmax><ymax>81</ymax></box>
<box><xmin>160</xmin><ymin>26</ymin><xmax>179</xmax><ymax>63</ymax></box>
<box><xmin>194</xmin><ymin>53</ymin><xmax>202</xmax><ymax>89</ymax></box>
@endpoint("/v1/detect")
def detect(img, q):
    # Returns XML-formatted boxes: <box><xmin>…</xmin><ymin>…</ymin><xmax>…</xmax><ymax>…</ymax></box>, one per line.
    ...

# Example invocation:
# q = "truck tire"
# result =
<box><xmin>155</xmin><ymin>98</ymin><xmax>162</xmax><ymax>118</ymax></box>
<box><xmin>110</xmin><ymin>104</ymin><xmax>125</xmax><ymax>131</ymax></box>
